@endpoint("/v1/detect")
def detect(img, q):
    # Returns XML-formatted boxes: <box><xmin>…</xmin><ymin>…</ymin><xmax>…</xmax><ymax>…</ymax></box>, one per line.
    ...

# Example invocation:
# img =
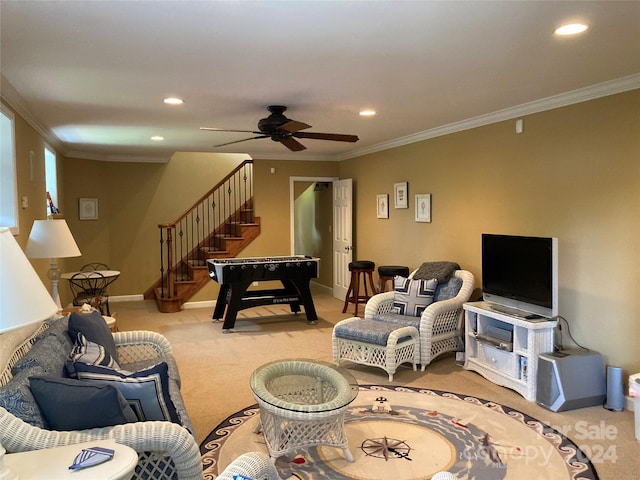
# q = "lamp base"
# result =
<box><xmin>47</xmin><ymin>258</ymin><xmax>62</xmax><ymax>310</ymax></box>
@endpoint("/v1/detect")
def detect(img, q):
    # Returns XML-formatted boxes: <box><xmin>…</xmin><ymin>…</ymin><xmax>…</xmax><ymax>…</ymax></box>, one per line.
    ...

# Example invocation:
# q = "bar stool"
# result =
<box><xmin>377</xmin><ymin>265</ymin><xmax>410</xmax><ymax>292</ymax></box>
<box><xmin>342</xmin><ymin>260</ymin><xmax>377</xmax><ymax>315</ymax></box>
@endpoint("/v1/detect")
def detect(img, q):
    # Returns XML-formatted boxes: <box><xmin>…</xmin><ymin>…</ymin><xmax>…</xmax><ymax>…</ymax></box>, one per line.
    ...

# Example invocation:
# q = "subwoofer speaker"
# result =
<box><xmin>536</xmin><ymin>349</ymin><xmax>606</xmax><ymax>412</ymax></box>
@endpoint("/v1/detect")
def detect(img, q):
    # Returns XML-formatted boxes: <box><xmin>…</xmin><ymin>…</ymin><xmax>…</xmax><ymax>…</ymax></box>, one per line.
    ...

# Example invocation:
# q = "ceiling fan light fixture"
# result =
<box><xmin>554</xmin><ymin>23</ymin><xmax>589</xmax><ymax>36</ymax></box>
<box><xmin>163</xmin><ymin>97</ymin><xmax>184</xmax><ymax>105</ymax></box>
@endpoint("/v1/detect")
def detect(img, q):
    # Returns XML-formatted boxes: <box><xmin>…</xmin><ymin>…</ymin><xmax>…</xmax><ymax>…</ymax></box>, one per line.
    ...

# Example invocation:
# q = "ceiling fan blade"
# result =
<box><xmin>280</xmin><ymin>137</ymin><xmax>307</xmax><ymax>151</ymax></box>
<box><xmin>213</xmin><ymin>135</ymin><xmax>268</xmax><ymax>147</ymax></box>
<box><xmin>293</xmin><ymin>132</ymin><xmax>359</xmax><ymax>143</ymax></box>
<box><xmin>201</xmin><ymin>127</ymin><xmax>262</xmax><ymax>134</ymax></box>
<box><xmin>279</xmin><ymin>120</ymin><xmax>311</xmax><ymax>133</ymax></box>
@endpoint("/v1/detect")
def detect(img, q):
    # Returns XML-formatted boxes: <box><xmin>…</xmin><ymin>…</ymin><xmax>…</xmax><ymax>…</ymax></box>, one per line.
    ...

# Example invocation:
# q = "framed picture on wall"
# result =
<box><xmin>394</xmin><ymin>182</ymin><xmax>408</xmax><ymax>209</ymax></box>
<box><xmin>376</xmin><ymin>194</ymin><xmax>389</xmax><ymax>219</ymax></box>
<box><xmin>79</xmin><ymin>198</ymin><xmax>98</xmax><ymax>220</ymax></box>
<box><xmin>415</xmin><ymin>194</ymin><xmax>431</xmax><ymax>223</ymax></box>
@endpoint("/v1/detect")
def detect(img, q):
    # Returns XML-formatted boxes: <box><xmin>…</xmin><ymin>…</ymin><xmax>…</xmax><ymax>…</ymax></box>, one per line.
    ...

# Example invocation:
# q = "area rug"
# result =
<box><xmin>201</xmin><ymin>385</ymin><xmax>598</xmax><ymax>480</ymax></box>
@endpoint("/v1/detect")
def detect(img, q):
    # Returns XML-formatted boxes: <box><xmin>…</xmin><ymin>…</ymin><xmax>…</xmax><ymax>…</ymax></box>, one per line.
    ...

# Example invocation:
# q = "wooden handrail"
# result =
<box><xmin>167</xmin><ymin>159</ymin><xmax>254</xmax><ymax>228</ymax></box>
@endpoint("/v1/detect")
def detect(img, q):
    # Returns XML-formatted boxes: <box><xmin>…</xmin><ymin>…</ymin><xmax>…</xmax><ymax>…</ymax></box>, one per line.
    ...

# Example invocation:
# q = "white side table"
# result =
<box><xmin>3</xmin><ymin>440</ymin><xmax>137</xmax><ymax>480</ymax></box>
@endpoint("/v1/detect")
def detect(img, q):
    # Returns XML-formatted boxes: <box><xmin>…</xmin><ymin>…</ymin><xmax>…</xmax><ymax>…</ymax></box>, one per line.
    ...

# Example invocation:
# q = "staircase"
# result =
<box><xmin>144</xmin><ymin>160</ymin><xmax>260</xmax><ymax>312</ymax></box>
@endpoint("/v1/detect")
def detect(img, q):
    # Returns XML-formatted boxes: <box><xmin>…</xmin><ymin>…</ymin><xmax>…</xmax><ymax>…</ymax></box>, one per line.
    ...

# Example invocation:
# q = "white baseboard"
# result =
<box><xmin>311</xmin><ymin>281</ymin><xmax>333</xmax><ymax>295</ymax></box>
<box><xmin>182</xmin><ymin>300</ymin><xmax>216</xmax><ymax>310</ymax></box>
<box><xmin>109</xmin><ymin>293</ymin><xmax>214</xmax><ymax>310</ymax></box>
<box><xmin>109</xmin><ymin>294</ymin><xmax>144</xmax><ymax>303</ymax></box>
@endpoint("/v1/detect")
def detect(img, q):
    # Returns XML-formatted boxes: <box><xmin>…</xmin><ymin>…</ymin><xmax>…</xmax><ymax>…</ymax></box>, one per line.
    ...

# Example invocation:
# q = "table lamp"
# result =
<box><xmin>1</xmin><ymin>227</ymin><xmax>58</xmax><ymax>479</ymax></box>
<box><xmin>25</xmin><ymin>219</ymin><xmax>81</xmax><ymax>309</ymax></box>
<box><xmin>0</xmin><ymin>227</ymin><xmax>59</xmax><ymax>332</ymax></box>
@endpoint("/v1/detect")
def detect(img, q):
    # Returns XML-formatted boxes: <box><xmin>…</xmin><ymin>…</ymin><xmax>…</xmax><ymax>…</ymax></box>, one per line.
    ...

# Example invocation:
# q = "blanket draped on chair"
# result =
<box><xmin>412</xmin><ymin>261</ymin><xmax>460</xmax><ymax>282</ymax></box>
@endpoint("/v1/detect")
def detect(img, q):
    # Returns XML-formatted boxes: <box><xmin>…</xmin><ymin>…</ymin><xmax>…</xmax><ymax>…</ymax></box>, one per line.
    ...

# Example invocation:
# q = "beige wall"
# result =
<box><xmin>58</xmin><ymin>152</ymin><xmax>250</xmax><ymax>305</ymax></box>
<box><xmin>6</xmin><ymin>103</ymin><xmax>72</xmax><ymax>282</ymax></box>
<box><xmin>339</xmin><ymin>90</ymin><xmax>640</xmax><ymax>373</ymax></box>
<box><xmin>4</xmin><ymin>90</ymin><xmax>638</xmax><ymax>374</ymax></box>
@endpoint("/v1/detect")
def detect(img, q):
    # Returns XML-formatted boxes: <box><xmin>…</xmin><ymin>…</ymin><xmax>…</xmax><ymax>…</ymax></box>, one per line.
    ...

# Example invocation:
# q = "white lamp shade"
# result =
<box><xmin>0</xmin><ymin>228</ymin><xmax>58</xmax><ymax>333</ymax></box>
<box><xmin>25</xmin><ymin>219</ymin><xmax>81</xmax><ymax>259</ymax></box>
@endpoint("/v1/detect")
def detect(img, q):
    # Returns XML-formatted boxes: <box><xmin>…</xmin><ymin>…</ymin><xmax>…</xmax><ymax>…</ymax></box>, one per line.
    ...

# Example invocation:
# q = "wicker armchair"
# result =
<box><xmin>216</xmin><ymin>452</ymin><xmax>280</xmax><ymax>480</ymax></box>
<box><xmin>0</xmin><ymin>323</ymin><xmax>203</xmax><ymax>480</ymax></box>
<box><xmin>364</xmin><ymin>269</ymin><xmax>475</xmax><ymax>369</ymax></box>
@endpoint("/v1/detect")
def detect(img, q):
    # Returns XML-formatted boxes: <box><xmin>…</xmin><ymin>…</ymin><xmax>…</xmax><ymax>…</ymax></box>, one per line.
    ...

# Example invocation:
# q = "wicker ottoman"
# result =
<box><xmin>333</xmin><ymin>317</ymin><xmax>419</xmax><ymax>381</ymax></box>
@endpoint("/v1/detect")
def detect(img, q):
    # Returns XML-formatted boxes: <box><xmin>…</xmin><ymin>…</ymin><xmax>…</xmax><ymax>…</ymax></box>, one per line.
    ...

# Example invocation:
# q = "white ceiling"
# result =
<box><xmin>2</xmin><ymin>1</ymin><xmax>639</xmax><ymax>162</ymax></box>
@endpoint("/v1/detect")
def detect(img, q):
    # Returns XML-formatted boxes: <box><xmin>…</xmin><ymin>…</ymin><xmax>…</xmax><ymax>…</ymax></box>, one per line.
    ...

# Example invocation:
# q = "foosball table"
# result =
<box><xmin>207</xmin><ymin>256</ymin><xmax>320</xmax><ymax>332</ymax></box>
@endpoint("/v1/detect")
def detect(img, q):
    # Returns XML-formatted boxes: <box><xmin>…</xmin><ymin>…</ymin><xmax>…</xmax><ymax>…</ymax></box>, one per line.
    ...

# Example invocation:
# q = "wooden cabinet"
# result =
<box><xmin>463</xmin><ymin>302</ymin><xmax>557</xmax><ymax>401</ymax></box>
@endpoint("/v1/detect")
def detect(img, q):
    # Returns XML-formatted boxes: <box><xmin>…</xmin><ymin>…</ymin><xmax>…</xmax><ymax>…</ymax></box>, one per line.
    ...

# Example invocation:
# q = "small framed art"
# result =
<box><xmin>415</xmin><ymin>194</ymin><xmax>431</xmax><ymax>223</ymax></box>
<box><xmin>376</xmin><ymin>194</ymin><xmax>389</xmax><ymax>219</ymax></box>
<box><xmin>79</xmin><ymin>198</ymin><xmax>99</xmax><ymax>220</ymax></box>
<box><xmin>394</xmin><ymin>182</ymin><xmax>408</xmax><ymax>209</ymax></box>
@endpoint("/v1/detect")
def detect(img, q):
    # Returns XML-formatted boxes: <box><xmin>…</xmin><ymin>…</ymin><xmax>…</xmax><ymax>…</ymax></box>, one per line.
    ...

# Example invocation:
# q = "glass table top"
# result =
<box><xmin>250</xmin><ymin>358</ymin><xmax>359</xmax><ymax>413</ymax></box>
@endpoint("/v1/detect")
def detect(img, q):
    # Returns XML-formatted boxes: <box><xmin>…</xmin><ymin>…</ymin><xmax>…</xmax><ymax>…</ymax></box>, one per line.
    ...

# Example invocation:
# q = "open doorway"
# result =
<box><xmin>290</xmin><ymin>176</ymin><xmax>338</xmax><ymax>291</ymax></box>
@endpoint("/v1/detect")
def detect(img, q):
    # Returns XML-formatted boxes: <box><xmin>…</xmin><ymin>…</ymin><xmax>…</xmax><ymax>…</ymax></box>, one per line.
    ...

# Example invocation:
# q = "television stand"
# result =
<box><xmin>487</xmin><ymin>303</ymin><xmax>545</xmax><ymax>320</ymax></box>
<box><xmin>463</xmin><ymin>301</ymin><xmax>557</xmax><ymax>401</ymax></box>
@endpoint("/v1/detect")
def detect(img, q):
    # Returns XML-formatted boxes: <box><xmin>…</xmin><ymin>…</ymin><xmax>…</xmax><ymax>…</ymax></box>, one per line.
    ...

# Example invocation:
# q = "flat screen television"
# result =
<box><xmin>482</xmin><ymin>234</ymin><xmax>558</xmax><ymax>319</ymax></box>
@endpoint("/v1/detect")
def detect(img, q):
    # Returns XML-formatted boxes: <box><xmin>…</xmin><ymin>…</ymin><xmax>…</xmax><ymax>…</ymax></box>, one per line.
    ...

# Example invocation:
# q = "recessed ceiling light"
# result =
<box><xmin>163</xmin><ymin>97</ymin><xmax>184</xmax><ymax>105</ymax></box>
<box><xmin>151</xmin><ymin>136</ymin><xmax>164</xmax><ymax>141</ymax></box>
<box><xmin>554</xmin><ymin>23</ymin><xmax>589</xmax><ymax>36</ymax></box>
<box><xmin>359</xmin><ymin>110</ymin><xmax>376</xmax><ymax>117</ymax></box>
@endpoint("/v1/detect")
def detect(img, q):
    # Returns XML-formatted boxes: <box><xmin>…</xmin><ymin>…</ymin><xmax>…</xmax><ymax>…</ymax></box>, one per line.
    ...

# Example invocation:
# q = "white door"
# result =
<box><xmin>333</xmin><ymin>178</ymin><xmax>353</xmax><ymax>300</ymax></box>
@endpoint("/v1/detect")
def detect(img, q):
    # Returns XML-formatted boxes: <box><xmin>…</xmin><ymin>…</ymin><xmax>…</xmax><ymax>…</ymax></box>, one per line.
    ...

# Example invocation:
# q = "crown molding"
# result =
<box><xmin>250</xmin><ymin>152</ymin><xmax>336</xmax><ymax>161</ymax></box>
<box><xmin>64</xmin><ymin>150</ymin><xmax>171</xmax><ymax>163</ymax></box>
<box><xmin>337</xmin><ymin>73</ymin><xmax>640</xmax><ymax>161</ymax></box>
<box><xmin>1</xmin><ymin>75</ymin><xmax>66</xmax><ymax>154</ymax></box>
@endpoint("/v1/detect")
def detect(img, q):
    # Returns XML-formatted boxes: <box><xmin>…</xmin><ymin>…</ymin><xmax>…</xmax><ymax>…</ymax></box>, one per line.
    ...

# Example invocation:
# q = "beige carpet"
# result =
<box><xmin>112</xmin><ymin>286</ymin><xmax>638</xmax><ymax>479</ymax></box>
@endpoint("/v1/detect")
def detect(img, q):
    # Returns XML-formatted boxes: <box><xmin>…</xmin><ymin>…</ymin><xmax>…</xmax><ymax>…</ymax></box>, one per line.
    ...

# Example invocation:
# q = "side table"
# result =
<box><xmin>3</xmin><ymin>440</ymin><xmax>137</xmax><ymax>480</ymax></box>
<box><xmin>250</xmin><ymin>359</ymin><xmax>359</xmax><ymax>462</ymax></box>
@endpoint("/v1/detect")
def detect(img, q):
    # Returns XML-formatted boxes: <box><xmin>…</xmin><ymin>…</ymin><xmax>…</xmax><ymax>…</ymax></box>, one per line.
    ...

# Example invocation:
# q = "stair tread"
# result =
<box><xmin>151</xmin><ymin>199</ymin><xmax>260</xmax><ymax>309</ymax></box>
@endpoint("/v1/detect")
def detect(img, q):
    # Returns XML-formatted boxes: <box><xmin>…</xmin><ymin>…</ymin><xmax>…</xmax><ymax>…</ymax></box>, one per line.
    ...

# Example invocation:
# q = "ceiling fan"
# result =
<box><xmin>200</xmin><ymin>105</ymin><xmax>359</xmax><ymax>152</ymax></box>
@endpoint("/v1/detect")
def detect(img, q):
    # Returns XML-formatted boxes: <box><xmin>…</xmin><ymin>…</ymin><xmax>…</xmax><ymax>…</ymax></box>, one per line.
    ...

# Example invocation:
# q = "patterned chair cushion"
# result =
<box><xmin>371</xmin><ymin>313</ymin><xmax>420</xmax><ymax>330</ymax></box>
<box><xmin>334</xmin><ymin>318</ymin><xmax>412</xmax><ymax>346</ymax></box>
<box><xmin>38</xmin><ymin>316</ymin><xmax>74</xmax><ymax>352</ymax></box>
<box><xmin>0</xmin><ymin>365</ymin><xmax>47</xmax><ymax>428</ymax></box>
<box><xmin>11</xmin><ymin>335</ymin><xmax>68</xmax><ymax>377</ymax></box>
<box><xmin>393</xmin><ymin>277</ymin><xmax>438</xmax><ymax>316</ymax></box>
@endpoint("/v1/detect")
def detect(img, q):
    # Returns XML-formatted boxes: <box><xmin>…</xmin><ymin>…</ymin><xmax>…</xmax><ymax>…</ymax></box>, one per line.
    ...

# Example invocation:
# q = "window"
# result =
<box><xmin>45</xmin><ymin>146</ymin><xmax>58</xmax><ymax>214</ymax></box>
<box><xmin>0</xmin><ymin>105</ymin><xmax>18</xmax><ymax>232</ymax></box>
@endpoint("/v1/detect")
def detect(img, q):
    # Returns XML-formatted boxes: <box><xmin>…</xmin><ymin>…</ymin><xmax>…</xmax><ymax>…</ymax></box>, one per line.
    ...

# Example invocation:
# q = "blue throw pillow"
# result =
<box><xmin>68</xmin><ymin>311</ymin><xmax>118</xmax><ymax>362</ymax></box>
<box><xmin>29</xmin><ymin>376</ymin><xmax>137</xmax><ymax>431</ymax></box>
<box><xmin>66</xmin><ymin>332</ymin><xmax>120</xmax><ymax>377</ymax></box>
<box><xmin>74</xmin><ymin>362</ymin><xmax>180</xmax><ymax>424</ymax></box>
<box><xmin>393</xmin><ymin>277</ymin><xmax>438</xmax><ymax>316</ymax></box>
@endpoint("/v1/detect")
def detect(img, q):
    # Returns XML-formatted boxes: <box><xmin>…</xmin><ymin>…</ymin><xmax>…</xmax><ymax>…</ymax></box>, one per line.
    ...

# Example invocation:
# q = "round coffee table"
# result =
<box><xmin>250</xmin><ymin>359</ymin><xmax>359</xmax><ymax>462</ymax></box>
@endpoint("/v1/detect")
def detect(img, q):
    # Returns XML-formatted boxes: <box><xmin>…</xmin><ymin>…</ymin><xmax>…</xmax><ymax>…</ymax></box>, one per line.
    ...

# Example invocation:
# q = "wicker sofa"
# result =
<box><xmin>363</xmin><ymin>269</ymin><xmax>475</xmax><ymax>369</ymax></box>
<box><xmin>0</xmin><ymin>315</ymin><xmax>204</xmax><ymax>480</ymax></box>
